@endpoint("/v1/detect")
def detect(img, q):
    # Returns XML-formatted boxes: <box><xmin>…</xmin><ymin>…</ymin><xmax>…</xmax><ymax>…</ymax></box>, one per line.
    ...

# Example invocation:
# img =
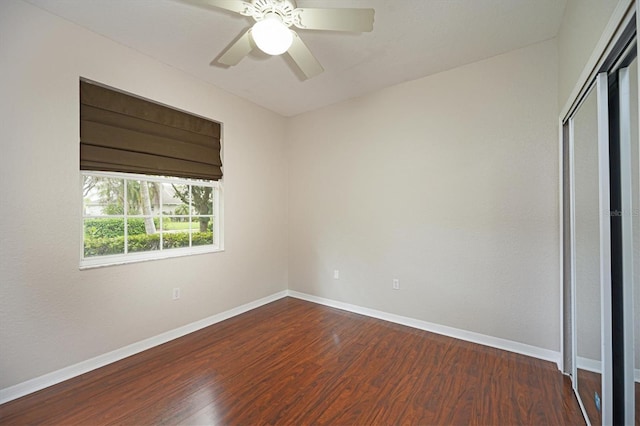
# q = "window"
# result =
<box><xmin>81</xmin><ymin>171</ymin><xmax>221</xmax><ymax>268</ymax></box>
<box><xmin>79</xmin><ymin>79</ymin><xmax>223</xmax><ymax>268</ymax></box>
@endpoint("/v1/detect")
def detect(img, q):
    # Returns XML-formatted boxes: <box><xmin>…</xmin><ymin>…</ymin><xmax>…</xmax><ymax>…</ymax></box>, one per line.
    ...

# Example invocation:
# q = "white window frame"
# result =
<box><xmin>80</xmin><ymin>170</ymin><xmax>223</xmax><ymax>269</ymax></box>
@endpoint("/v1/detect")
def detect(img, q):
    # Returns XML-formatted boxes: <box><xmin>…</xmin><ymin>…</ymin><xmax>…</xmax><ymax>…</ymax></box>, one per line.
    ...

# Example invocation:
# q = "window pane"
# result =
<box><xmin>192</xmin><ymin>217</ymin><xmax>214</xmax><ymax>246</ymax></box>
<box><xmin>83</xmin><ymin>218</ymin><xmax>125</xmax><ymax>257</ymax></box>
<box><xmin>164</xmin><ymin>183</ymin><xmax>189</xmax><ymax>216</ymax></box>
<box><xmin>83</xmin><ymin>176</ymin><xmax>124</xmax><ymax>216</ymax></box>
<box><xmin>190</xmin><ymin>185</ymin><xmax>213</xmax><ymax>216</ymax></box>
<box><xmin>161</xmin><ymin>216</ymin><xmax>190</xmax><ymax>232</ymax></box>
<box><xmin>162</xmin><ymin>216</ymin><xmax>190</xmax><ymax>249</ymax></box>
<box><xmin>127</xmin><ymin>180</ymin><xmax>161</xmax><ymax>216</ymax></box>
<box><xmin>81</xmin><ymin>172</ymin><xmax>219</xmax><ymax>266</ymax></box>
<box><xmin>127</xmin><ymin>218</ymin><xmax>159</xmax><ymax>253</ymax></box>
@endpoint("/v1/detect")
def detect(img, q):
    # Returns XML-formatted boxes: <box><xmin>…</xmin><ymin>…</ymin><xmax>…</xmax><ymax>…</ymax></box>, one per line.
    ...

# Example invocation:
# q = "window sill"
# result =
<box><xmin>79</xmin><ymin>246</ymin><xmax>224</xmax><ymax>270</ymax></box>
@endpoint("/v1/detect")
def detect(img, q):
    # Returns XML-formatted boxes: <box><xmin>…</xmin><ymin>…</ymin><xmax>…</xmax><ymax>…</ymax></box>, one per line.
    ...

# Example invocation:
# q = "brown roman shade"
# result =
<box><xmin>80</xmin><ymin>80</ymin><xmax>222</xmax><ymax>181</ymax></box>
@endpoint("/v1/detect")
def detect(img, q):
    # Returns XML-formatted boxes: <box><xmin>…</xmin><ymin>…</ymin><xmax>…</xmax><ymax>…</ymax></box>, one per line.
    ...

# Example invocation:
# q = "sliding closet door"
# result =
<box><xmin>634</xmin><ymin>72</ymin><xmax>639</xmax><ymax>424</ymax></box>
<box><xmin>571</xmin><ymin>74</ymin><xmax>613</xmax><ymax>426</ymax></box>
<box><xmin>618</xmin><ymin>56</ymin><xmax>639</xmax><ymax>426</ymax></box>
<box><xmin>572</xmin><ymin>84</ymin><xmax>601</xmax><ymax>424</ymax></box>
<box><xmin>562</xmin><ymin>6</ymin><xmax>637</xmax><ymax>425</ymax></box>
<box><xmin>630</xmin><ymin>56</ymin><xmax>639</xmax><ymax>426</ymax></box>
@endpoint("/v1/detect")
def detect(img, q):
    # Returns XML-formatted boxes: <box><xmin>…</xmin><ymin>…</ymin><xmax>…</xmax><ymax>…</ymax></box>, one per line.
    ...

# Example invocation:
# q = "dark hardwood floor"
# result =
<box><xmin>0</xmin><ymin>297</ymin><xmax>585</xmax><ymax>425</ymax></box>
<box><xmin>576</xmin><ymin>368</ymin><xmax>601</xmax><ymax>425</ymax></box>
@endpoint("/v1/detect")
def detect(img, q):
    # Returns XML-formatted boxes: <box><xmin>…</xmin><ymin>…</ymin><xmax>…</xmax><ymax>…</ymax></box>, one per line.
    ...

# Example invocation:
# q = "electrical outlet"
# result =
<box><xmin>392</xmin><ymin>279</ymin><xmax>400</xmax><ymax>290</ymax></box>
<box><xmin>333</xmin><ymin>270</ymin><xmax>340</xmax><ymax>279</ymax></box>
<box><xmin>172</xmin><ymin>287</ymin><xmax>181</xmax><ymax>300</ymax></box>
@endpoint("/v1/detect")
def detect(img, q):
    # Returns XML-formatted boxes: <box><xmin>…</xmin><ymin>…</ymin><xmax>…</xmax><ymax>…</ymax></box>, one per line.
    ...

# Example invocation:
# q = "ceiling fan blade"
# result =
<box><xmin>180</xmin><ymin>0</ymin><xmax>252</xmax><ymax>15</ymax></box>
<box><xmin>215</xmin><ymin>28</ymin><xmax>253</xmax><ymax>66</ymax></box>
<box><xmin>293</xmin><ymin>8</ymin><xmax>375</xmax><ymax>32</ymax></box>
<box><xmin>287</xmin><ymin>31</ymin><xmax>324</xmax><ymax>80</ymax></box>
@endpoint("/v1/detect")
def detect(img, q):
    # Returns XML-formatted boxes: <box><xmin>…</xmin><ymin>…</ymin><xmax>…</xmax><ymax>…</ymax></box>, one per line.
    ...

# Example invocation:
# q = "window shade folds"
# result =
<box><xmin>80</xmin><ymin>81</ymin><xmax>222</xmax><ymax>180</ymax></box>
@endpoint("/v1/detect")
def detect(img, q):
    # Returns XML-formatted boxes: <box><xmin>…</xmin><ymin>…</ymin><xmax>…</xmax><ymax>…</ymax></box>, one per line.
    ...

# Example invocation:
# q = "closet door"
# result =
<box><xmin>618</xmin><ymin>56</ymin><xmax>639</xmax><ymax>426</ymax></box>
<box><xmin>571</xmin><ymin>73</ymin><xmax>613</xmax><ymax>426</ymax></box>
<box><xmin>562</xmin><ymin>5</ymin><xmax>637</xmax><ymax>424</ymax></box>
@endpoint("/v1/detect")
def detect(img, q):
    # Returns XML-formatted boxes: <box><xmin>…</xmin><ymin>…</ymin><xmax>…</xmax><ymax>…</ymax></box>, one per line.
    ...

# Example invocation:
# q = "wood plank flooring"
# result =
<box><xmin>576</xmin><ymin>369</ymin><xmax>601</xmax><ymax>425</ymax></box>
<box><xmin>0</xmin><ymin>297</ymin><xmax>585</xmax><ymax>425</ymax></box>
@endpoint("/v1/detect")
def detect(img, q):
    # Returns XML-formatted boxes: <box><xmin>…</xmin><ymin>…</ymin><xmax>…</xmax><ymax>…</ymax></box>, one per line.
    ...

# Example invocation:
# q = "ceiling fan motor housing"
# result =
<box><xmin>247</xmin><ymin>0</ymin><xmax>297</xmax><ymax>27</ymax></box>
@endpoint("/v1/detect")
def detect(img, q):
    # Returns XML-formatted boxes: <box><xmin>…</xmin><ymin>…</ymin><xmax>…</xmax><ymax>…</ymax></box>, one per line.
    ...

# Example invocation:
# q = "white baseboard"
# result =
<box><xmin>287</xmin><ymin>290</ymin><xmax>562</xmax><ymax>368</ymax></box>
<box><xmin>576</xmin><ymin>356</ymin><xmax>603</xmax><ymax>375</ymax></box>
<box><xmin>576</xmin><ymin>358</ymin><xmax>640</xmax><ymax>383</ymax></box>
<box><xmin>576</xmin><ymin>356</ymin><xmax>602</xmax><ymax>374</ymax></box>
<box><xmin>0</xmin><ymin>290</ymin><xmax>288</xmax><ymax>405</ymax></box>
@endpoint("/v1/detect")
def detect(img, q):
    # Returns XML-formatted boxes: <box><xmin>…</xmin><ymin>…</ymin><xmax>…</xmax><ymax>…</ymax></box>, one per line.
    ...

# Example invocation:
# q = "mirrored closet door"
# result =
<box><xmin>570</xmin><ymin>74</ymin><xmax>612</xmax><ymax>426</ymax></box>
<box><xmin>618</xmin><ymin>55</ymin><xmax>639</xmax><ymax>426</ymax></box>
<box><xmin>563</xmin><ymin>5</ymin><xmax>639</xmax><ymax>424</ymax></box>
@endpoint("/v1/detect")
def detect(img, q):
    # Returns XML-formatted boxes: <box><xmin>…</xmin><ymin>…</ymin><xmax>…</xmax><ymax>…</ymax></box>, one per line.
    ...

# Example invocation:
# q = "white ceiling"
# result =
<box><xmin>25</xmin><ymin>0</ymin><xmax>567</xmax><ymax>117</ymax></box>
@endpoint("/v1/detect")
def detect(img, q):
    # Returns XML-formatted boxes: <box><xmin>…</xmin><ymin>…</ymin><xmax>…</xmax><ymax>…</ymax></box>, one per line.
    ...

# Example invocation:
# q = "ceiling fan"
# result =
<box><xmin>182</xmin><ymin>0</ymin><xmax>375</xmax><ymax>80</ymax></box>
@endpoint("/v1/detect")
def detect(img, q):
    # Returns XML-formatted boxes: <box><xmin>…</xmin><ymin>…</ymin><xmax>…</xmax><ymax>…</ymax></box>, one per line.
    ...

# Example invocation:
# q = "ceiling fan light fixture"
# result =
<box><xmin>251</xmin><ymin>14</ymin><xmax>293</xmax><ymax>56</ymax></box>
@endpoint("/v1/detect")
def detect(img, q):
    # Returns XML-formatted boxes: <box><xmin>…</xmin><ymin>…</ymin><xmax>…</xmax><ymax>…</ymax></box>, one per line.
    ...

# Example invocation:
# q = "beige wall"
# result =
<box><xmin>557</xmin><ymin>0</ymin><xmax>621</xmax><ymax>109</ymax></box>
<box><xmin>0</xmin><ymin>0</ymin><xmax>288</xmax><ymax>389</ymax></box>
<box><xmin>287</xmin><ymin>40</ymin><xmax>560</xmax><ymax>351</ymax></box>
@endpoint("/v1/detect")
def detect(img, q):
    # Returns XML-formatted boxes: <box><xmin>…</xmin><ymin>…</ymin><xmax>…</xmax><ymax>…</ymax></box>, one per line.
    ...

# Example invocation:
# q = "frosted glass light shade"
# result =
<box><xmin>252</xmin><ymin>15</ymin><xmax>293</xmax><ymax>56</ymax></box>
